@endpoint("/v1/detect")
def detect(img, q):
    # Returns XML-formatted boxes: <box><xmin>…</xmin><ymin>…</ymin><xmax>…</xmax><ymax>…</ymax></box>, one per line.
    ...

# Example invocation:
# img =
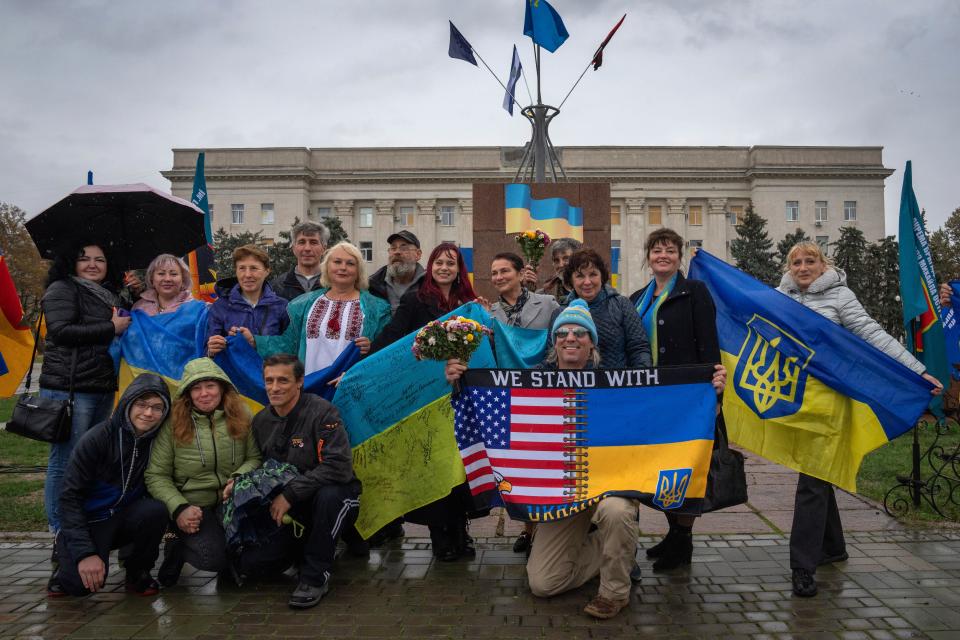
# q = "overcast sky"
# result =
<box><xmin>2</xmin><ymin>0</ymin><xmax>958</xmax><ymax>234</ymax></box>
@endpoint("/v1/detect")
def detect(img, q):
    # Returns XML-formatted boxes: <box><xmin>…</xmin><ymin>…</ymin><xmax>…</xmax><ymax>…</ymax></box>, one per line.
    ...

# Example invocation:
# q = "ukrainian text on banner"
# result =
<box><xmin>943</xmin><ymin>280</ymin><xmax>960</xmax><ymax>380</ymax></box>
<box><xmin>688</xmin><ymin>250</ymin><xmax>935</xmax><ymax>492</ymax></box>
<box><xmin>504</xmin><ymin>184</ymin><xmax>583</xmax><ymax>242</ymax></box>
<box><xmin>332</xmin><ymin>302</ymin><xmax>496</xmax><ymax>538</ymax></box>
<box><xmin>452</xmin><ymin>365</ymin><xmax>717</xmax><ymax>522</ymax></box>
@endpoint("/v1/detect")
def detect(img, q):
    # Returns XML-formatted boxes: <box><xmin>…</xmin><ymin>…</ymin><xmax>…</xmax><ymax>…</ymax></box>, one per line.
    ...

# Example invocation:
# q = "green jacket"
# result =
<box><xmin>145</xmin><ymin>358</ymin><xmax>262</xmax><ymax>517</ymax></box>
<box><xmin>255</xmin><ymin>288</ymin><xmax>391</xmax><ymax>363</ymax></box>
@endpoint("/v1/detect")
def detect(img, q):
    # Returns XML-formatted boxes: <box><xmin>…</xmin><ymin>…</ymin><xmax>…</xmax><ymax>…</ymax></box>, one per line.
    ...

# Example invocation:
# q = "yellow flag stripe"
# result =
<box><xmin>585</xmin><ymin>439</ymin><xmax>713</xmax><ymax>498</ymax></box>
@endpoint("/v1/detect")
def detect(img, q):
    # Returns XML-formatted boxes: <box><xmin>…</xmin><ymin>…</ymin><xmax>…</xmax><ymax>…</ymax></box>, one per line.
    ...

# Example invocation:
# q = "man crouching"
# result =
<box><xmin>238</xmin><ymin>354</ymin><xmax>361</xmax><ymax>609</ymax></box>
<box><xmin>49</xmin><ymin>374</ymin><xmax>171</xmax><ymax>597</ymax></box>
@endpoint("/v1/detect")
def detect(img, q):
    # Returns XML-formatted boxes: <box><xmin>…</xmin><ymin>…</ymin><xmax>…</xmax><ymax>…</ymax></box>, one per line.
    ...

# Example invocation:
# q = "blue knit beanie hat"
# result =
<box><xmin>552</xmin><ymin>299</ymin><xmax>598</xmax><ymax>344</ymax></box>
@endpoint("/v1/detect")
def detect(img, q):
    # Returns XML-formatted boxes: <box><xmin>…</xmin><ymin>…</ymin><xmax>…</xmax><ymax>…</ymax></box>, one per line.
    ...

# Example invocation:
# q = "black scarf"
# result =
<box><xmin>500</xmin><ymin>287</ymin><xmax>530</xmax><ymax>326</ymax></box>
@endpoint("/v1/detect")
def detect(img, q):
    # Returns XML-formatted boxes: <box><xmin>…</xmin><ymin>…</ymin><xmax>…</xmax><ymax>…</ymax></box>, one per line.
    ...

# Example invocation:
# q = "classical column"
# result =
<box><xmin>667</xmin><ymin>198</ymin><xmax>687</xmax><ymax>235</ymax></box>
<box><xmin>416</xmin><ymin>198</ymin><xmax>438</xmax><ymax>252</ymax></box>
<box><xmin>705</xmin><ymin>198</ymin><xmax>728</xmax><ymax>257</ymax></box>
<box><xmin>374</xmin><ymin>199</ymin><xmax>396</xmax><ymax>266</ymax></box>
<box><xmin>624</xmin><ymin>198</ymin><xmax>647</xmax><ymax>293</ymax></box>
<box><xmin>333</xmin><ymin>200</ymin><xmax>354</xmax><ymax>239</ymax></box>
<box><xmin>458</xmin><ymin>198</ymin><xmax>474</xmax><ymax>248</ymax></box>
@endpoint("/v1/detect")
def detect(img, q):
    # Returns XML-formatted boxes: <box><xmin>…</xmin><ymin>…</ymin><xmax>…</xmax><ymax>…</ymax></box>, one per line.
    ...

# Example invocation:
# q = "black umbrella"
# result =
<box><xmin>223</xmin><ymin>459</ymin><xmax>303</xmax><ymax>550</ymax></box>
<box><xmin>25</xmin><ymin>183</ymin><xmax>207</xmax><ymax>272</ymax></box>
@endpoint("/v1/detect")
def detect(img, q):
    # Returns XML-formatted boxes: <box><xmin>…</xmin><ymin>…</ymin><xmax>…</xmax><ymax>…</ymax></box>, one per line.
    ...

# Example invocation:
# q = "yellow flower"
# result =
<box><xmin>465</xmin><ymin>333</ymin><xmax>474</xmax><ymax>342</ymax></box>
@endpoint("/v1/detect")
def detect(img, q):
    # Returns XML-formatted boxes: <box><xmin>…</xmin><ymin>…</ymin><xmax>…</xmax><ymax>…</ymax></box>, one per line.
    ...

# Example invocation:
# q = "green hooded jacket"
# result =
<box><xmin>145</xmin><ymin>358</ymin><xmax>262</xmax><ymax>517</ymax></box>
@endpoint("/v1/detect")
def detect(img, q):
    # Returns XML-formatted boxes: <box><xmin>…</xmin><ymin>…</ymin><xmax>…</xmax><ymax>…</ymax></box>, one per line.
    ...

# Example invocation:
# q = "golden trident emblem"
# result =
<box><xmin>655</xmin><ymin>470</ymin><xmax>690</xmax><ymax>509</ymax></box>
<box><xmin>736</xmin><ymin>315</ymin><xmax>815</xmax><ymax>416</ymax></box>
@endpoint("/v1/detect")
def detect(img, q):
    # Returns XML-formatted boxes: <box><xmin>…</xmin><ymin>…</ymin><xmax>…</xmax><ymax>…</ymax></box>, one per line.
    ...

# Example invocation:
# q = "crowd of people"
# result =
<box><xmin>38</xmin><ymin>220</ymin><xmax>942</xmax><ymax>617</ymax></box>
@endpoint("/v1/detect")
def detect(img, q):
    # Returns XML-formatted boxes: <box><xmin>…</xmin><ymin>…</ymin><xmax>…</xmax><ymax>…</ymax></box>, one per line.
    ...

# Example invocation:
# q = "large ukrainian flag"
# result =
<box><xmin>689</xmin><ymin>250</ymin><xmax>935</xmax><ymax>492</ymax></box>
<box><xmin>332</xmin><ymin>302</ymin><xmax>496</xmax><ymax>537</ymax></box>
<box><xmin>505</xmin><ymin>184</ymin><xmax>583</xmax><ymax>242</ymax></box>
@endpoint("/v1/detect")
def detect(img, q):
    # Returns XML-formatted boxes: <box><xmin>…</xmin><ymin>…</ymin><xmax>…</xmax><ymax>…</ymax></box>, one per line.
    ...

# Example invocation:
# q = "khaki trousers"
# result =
<box><xmin>526</xmin><ymin>497</ymin><xmax>639</xmax><ymax>601</ymax></box>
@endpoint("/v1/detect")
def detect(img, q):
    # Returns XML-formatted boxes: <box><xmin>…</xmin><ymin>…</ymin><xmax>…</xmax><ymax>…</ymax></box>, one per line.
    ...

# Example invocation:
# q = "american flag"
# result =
<box><xmin>452</xmin><ymin>386</ymin><xmax>585</xmax><ymax>505</ymax></box>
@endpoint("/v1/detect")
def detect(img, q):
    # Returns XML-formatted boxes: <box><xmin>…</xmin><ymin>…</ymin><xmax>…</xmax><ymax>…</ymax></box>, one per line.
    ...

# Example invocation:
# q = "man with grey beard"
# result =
<box><xmin>368</xmin><ymin>230</ymin><xmax>425</xmax><ymax>312</ymax></box>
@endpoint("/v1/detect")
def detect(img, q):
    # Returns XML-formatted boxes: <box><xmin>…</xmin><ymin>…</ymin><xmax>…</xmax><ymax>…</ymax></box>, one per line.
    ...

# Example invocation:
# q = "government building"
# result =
<box><xmin>162</xmin><ymin>146</ymin><xmax>893</xmax><ymax>294</ymax></box>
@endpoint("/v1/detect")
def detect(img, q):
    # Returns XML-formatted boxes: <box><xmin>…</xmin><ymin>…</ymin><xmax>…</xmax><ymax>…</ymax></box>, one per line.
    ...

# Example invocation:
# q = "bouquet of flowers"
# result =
<box><xmin>411</xmin><ymin>316</ymin><xmax>491</xmax><ymax>362</ymax></box>
<box><xmin>515</xmin><ymin>229</ymin><xmax>551</xmax><ymax>266</ymax></box>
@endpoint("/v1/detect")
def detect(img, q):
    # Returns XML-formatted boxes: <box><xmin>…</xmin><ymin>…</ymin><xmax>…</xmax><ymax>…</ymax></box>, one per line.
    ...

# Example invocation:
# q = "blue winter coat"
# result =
<box><xmin>205</xmin><ymin>282</ymin><xmax>289</xmax><ymax>344</ymax></box>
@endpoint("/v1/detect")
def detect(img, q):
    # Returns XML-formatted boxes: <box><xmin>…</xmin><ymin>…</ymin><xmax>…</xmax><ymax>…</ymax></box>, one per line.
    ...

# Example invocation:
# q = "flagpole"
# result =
<box><xmin>535</xmin><ymin>44</ymin><xmax>542</xmax><ymax>103</ymax></box>
<box><xmin>557</xmin><ymin>58</ymin><xmax>593</xmax><ymax>110</ymax></box>
<box><xmin>470</xmin><ymin>47</ymin><xmax>523</xmax><ymax>112</ymax></box>
<box><xmin>519</xmin><ymin>62</ymin><xmax>535</xmax><ymax>104</ymax></box>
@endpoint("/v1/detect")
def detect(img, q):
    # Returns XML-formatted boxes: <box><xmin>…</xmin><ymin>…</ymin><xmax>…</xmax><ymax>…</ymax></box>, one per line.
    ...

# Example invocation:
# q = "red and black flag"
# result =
<box><xmin>592</xmin><ymin>14</ymin><xmax>626</xmax><ymax>70</ymax></box>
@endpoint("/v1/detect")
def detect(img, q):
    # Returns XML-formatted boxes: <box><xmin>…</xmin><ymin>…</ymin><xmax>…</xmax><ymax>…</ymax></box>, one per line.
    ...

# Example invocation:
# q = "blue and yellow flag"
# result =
<box><xmin>943</xmin><ymin>281</ymin><xmax>960</xmax><ymax>380</ymax></box>
<box><xmin>453</xmin><ymin>366</ymin><xmax>717</xmax><ymax>522</ymax></box>
<box><xmin>610</xmin><ymin>245</ymin><xmax>621</xmax><ymax>290</ymax></box>
<box><xmin>689</xmin><ymin>250</ymin><xmax>935</xmax><ymax>491</ymax></box>
<box><xmin>0</xmin><ymin>250</ymin><xmax>33</xmax><ymax>397</ymax></box>
<box><xmin>505</xmin><ymin>184</ymin><xmax>583</xmax><ymax>242</ymax></box>
<box><xmin>523</xmin><ymin>0</ymin><xmax>569</xmax><ymax>53</ymax></box>
<box><xmin>491</xmin><ymin>319</ymin><xmax>547</xmax><ymax>369</ymax></box>
<box><xmin>332</xmin><ymin>302</ymin><xmax>496</xmax><ymax>537</ymax></box>
<box><xmin>898</xmin><ymin>160</ymin><xmax>947</xmax><ymax>412</ymax></box>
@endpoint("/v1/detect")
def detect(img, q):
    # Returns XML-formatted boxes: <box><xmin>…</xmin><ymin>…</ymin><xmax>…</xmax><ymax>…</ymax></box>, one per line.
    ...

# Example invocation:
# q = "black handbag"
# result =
<box><xmin>702</xmin><ymin>412</ymin><xmax>748</xmax><ymax>513</ymax></box>
<box><xmin>6</xmin><ymin>310</ymin><xmax>77</xmax><ymax>444</ymax></box>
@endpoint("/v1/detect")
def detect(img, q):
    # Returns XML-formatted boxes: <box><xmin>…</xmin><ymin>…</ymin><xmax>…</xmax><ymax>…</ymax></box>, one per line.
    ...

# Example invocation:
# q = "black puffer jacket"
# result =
<box><xmin>39</xmin><ymin>278</ymin><xmax>119</xmax><ymax>393</ymax></box>
<box><xmin>59</xmin><ymin>374</ymin><xmax>170</xmax><ymax>562</ymax></box>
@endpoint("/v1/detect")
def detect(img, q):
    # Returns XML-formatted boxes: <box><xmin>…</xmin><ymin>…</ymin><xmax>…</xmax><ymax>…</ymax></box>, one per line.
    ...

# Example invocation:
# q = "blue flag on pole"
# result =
<box><xmin>897</xmin><ymin>160</ymin><xmax>948</xmax><ymax>413</ymax></box>
<box><xmin>448</xmin><ymin>21</ymin><xmax>477</xmax><ymax>65</ymax></box>
<box><xmin>523</xmin><ymin>0</ymin><xmax>569</xmax><ymax>53</ymax></box>
<box><xmin>187</xmin><ymin>152</ymin><xmax>218</xmax><ymax>303</ymax></box>
<box><xmin>503</xmin><ymin>45</ymin><xmax>522</xmax><ymax>115</ymax></box>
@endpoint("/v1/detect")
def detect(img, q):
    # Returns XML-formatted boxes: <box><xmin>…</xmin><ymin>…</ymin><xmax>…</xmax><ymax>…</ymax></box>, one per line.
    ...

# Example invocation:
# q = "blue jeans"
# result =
<box><xmin>42</xmin><ymin>388</ymin><xmax>114</xmax><ymax>532</ymax></box>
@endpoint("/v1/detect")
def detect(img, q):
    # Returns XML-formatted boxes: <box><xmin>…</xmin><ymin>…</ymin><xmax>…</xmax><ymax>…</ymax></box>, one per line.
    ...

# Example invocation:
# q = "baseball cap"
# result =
<box><xmin>387</xmin><ymin>230</ymin><xmax>420</xmax><ymax>249</ymax></box>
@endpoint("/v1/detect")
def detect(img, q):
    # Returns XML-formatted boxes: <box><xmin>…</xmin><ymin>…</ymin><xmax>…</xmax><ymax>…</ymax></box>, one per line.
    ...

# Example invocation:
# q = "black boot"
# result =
<box><xmin>454</xmin><ymin>518</ymin><xmax>476</xmax><ymax>560</ymax></box>
<box><xmin>645</xmin><ymin>524</ymin><xmax>677</xmax><ymax>559</ymax></box>
<box><xmin>652</xmin><ymin>526</ymin><xmax>692</xmax><ymax>572</ymax></box>
<box><xmin>158</xmin><ymin>535</ymin><xmax>185</xmax><ymax>587</ymax></box>
<box><xmin>429</xmin><ymin>523</ymin><xmax>458</xmax><ymax>562</ymax></box>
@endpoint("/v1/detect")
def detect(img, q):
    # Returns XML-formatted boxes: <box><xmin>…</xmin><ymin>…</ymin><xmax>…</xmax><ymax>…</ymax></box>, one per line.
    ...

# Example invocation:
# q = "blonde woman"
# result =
<box><xmin>778</xmin><ymin>241</ymin><xmax>941</xmax><ymax>598</ymax></box>
<box><xmin>132</xmin><ymin>254</ymin><xmax>197</xmax><ymax>316</ymax></box>
<box><xmin>240</xmin><ymin>241</ymin><xmax>390</xmax><ymax>376</ymax></box>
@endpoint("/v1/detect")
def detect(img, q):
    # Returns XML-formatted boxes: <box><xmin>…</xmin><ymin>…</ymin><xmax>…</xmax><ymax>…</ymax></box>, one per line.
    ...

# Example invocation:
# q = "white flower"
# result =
<box><xmin>447</xmin><ymin>333</ymin><xmax>457</xmax><ymax>341</ymax></box>
<box><xmin>428</xmin><ymin>337</ymin><xmax>436</xmax><ymax>345</ymax></box>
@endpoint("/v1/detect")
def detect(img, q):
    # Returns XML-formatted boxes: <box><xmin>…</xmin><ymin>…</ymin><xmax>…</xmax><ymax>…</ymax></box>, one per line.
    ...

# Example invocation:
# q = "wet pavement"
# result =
<box><xmin>1</xmin><ymin>452</ymin><xmax>958</xmax><ymax>639</ymax></box>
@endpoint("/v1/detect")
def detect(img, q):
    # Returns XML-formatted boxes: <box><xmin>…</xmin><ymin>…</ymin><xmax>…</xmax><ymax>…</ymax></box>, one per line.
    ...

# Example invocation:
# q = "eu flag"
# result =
<box><xmin>689</xmin><ymin>249</ymin><xmax>935</xmax><ymax>492</ymax></box>
<box><xmin>523</xmin><ymin>0</ymin><xmax>569</xmax><ymax>53</ymax></box>
<box><xmin>448</xmin><ymin>21</ymin><xmax>477</xmax><ymax>65</ymax></box>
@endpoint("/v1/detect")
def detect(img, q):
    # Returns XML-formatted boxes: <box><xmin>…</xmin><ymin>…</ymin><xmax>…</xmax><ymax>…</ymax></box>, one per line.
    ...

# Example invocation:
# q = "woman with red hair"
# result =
<box><xmin>369</xmin><ymin>242</ymin><xmax>483</xmax><ymax>560</ymax></box>
<box><xmin>369</xmin><ymin>242</ymin><xmax>477</xmax><ymax>352</ymax></box>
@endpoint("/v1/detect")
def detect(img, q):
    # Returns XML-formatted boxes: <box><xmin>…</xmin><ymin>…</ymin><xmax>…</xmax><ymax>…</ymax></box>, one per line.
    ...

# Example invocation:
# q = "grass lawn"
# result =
<box><xmin>0</xmin><ymin>397</ymin><xmax>15</xmax><ymax>423</ymax></box>
<box><xmin>0</xmin><ymin>430</ymin><xmax>48</xmax><ymax>531</ymax></box>
<box><xmin>856</xmin><ymin>417</ymin><xmax>960</xmax><ymax>523</ymax></box>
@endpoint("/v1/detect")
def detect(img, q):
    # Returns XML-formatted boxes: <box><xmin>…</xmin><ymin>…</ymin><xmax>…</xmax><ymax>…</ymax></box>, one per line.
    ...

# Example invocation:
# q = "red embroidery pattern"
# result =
<box><xmin>306</xmin><ymin>296</ymin><xmax>330</xmax><ymax>339</ymax></box>
<box><xmin>306</xmin><ymin>296</ymin><xmax>364</xmax><ymax>341</ymax></box>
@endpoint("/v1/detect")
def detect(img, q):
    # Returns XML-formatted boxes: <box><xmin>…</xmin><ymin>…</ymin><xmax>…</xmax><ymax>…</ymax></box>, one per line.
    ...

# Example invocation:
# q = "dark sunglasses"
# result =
<box><xmin>554</xmin><ymin>327</ymin><xmax>589</xmax><ymax>339</ymax></box>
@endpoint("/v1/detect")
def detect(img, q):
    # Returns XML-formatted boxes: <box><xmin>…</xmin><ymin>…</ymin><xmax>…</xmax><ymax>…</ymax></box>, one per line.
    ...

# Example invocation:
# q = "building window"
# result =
<box><xmin>729</xmin><ymin>205</ymin><xmax>743</xmax><ymax>225</ymax></box>
<box><xmin>440</xmin><ymin>205</ymin><xmax>455</xmax><ymax>226</ymax></box>
<box><xmin>316</xmin><ymin>206</ymin><xmax>331</xmax><ymax>219</ymax></box>
<box><xmin>231</xmin><ymin>204</ymin><xmax>244</xmax><ymax>225</ymax></box>
<box><xmin>260</xmin><ymin>203</ymin><xmax>275</xmax><ymax>225</ymax></box>
<box><xmin>816</xmin><ymin>235</ymin><xmax>829</xmax><ymax>250</ymax></box>
<box><xmin>786</xmin><ymin>201</ymin><xmax>799</xmax><ymax>222</ymax></box>
<box><xmin>610</xmin><ymin>205</ymin><xmax>621</xmax><ymax>226</ymax></box>
<box><xmin>688</xmin><ymin>239</ymin><xmax>703</xmax><ymax>248</ymax></box>
<box><xmin>688</xmin><ymin>205</ymin><xmax>703</xmax><ymax>226</ymax></box>
<box><xmin>208</xmin><ymin>203</ymin><xmax>214</xmax><ymax>219</ymax></box>
<box><xmin>815</xmin><ymin>201</ymin><xmax>828</xmax><ymax>223</ymax></box>
<box><xmin>648</xmin><ymin>205</ymin><xmax>662</xmax><ymax>225</ymax></box>
<box><xmin>358</xmin><ymin>206</ymin><xmax>373</xmax><ymax>228</ymax></box>
<box><xmin>398</xmin><ymin>206</ymin><xmax>414</xmax><ymax>227</ymax></box>
<box><xmin>360</xmin><ymin>241</ymin><xmax>373</xmax><ymax>262</ymax></box>
<box><xmin>844</xmin><ymin>201</ymin><xmax>857</xmax><ymax>221</ymax></box>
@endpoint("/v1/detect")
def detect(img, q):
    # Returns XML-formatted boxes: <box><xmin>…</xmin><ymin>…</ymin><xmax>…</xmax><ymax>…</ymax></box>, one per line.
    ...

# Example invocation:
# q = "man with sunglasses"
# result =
<box><xmin>48</xmin><ymin>374</ymin><xmax>171</xmax><ymax>597</ymax></box>
<box><xmin>445</xmin><ymin>300</ymin><xmax>639</xmax><ymax>620</ymax></box>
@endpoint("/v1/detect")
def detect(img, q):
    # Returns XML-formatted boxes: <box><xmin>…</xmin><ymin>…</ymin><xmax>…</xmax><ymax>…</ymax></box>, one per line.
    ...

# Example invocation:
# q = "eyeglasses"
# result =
<box><xmin>554</xmin><ymin>327</ymin><xmax>590</xmax><ymax>340</ymax></box>
<box><xmin>388</xmin><ymin>244</ymin><xmax>416</xmax><ymax>254</ymax></box>
<box><xmin>132</xmin><ymin>400</ymin><xmax>166</xmax><ymax>414</ymax></box>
